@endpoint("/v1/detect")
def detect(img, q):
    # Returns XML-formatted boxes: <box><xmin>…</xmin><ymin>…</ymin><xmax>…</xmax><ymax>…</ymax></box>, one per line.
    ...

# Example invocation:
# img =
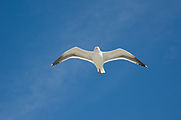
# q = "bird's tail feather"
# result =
<box><xmin>100</xmin><ymin>67</ymin><xmax>105</xmax><ymax>73</ymax></box>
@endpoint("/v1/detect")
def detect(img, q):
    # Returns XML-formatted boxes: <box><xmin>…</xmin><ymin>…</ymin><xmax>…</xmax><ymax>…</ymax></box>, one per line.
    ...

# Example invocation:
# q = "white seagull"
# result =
<box><xmin>51</xmin><ymin>46</ymin><xmax>148</xmax><ymax>75</ymax></box>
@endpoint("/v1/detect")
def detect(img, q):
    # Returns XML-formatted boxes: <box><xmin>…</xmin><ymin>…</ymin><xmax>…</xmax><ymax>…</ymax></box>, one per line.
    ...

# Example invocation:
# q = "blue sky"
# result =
<box><xmin>0</xmin><ymin>0</ymin><xmax>181</xmax><ymax>120</ymax></box>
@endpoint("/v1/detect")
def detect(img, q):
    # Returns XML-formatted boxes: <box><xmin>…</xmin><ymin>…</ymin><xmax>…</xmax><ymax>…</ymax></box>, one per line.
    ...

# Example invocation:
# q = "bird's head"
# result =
<box><xmin>94</xmin><ymin>46</ymin><xmax>100</xmax><ymax>52</ymax></box>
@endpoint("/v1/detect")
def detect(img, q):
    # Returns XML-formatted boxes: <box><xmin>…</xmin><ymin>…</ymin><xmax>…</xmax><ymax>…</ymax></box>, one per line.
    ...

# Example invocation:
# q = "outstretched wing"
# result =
<box><xmin>103</xmin><ymin>48</ymin><xmax>148</xmax><ymax>68</ymax></box>
<box><xmin>51</xmin><ymin>47</ymin><xmax>93</xmax><ymax>66</ymax></box>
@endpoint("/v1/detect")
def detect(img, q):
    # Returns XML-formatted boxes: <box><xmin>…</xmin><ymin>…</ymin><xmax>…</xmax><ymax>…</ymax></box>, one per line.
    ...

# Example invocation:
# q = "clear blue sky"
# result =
<box><xmin>0</xmin><ymin>0</ymin><xmax>181</xmax><ymax>120</ymax></box>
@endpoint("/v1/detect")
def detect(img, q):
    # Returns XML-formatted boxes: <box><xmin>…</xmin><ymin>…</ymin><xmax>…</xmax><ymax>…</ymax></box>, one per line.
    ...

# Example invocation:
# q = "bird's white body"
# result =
<box><xmin>92</xmin><ymin>47</ymin><xmax>105</xmax><ymax>73</ymax></box>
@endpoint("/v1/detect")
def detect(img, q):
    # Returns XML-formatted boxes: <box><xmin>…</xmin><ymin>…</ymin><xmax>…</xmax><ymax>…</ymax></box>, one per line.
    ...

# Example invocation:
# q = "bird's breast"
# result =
<box><xmin>92</xmin><ymin>52</ymin><xmax>103</xmax><ymax>67</ymax></box>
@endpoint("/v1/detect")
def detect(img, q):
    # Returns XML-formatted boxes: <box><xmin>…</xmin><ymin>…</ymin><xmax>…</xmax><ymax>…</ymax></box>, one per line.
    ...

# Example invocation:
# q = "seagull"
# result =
<box><xmin>51</xmin><ymin>46</ymin><xmax>148</xmax><ymax>75</ymax></box>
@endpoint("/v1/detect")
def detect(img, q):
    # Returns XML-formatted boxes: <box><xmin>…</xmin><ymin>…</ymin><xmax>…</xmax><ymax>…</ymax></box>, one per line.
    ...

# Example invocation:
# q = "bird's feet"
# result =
<box><xmin>98</xmin><ymin>69</ymin><xmax>101</xmax><ymax>75</ymax></box>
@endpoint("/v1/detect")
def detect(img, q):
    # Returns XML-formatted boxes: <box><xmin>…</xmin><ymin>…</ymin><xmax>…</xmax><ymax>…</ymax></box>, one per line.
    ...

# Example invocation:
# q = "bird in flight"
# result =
<box><xmin>51</xmin><ymin>46</ymin><xmax>148</xmax><ymax>75</ymax></box>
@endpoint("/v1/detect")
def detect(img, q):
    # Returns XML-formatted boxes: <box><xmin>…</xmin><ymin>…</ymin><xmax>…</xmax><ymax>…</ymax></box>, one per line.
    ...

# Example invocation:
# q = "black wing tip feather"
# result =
<box><xmin>51</xmin><ymin>63</ymin><xmax>56</xmax><ymax>67</ymax></box>
<box><xmin>139</xmin><ymin>64</ymin><xmax>148</xmax><ymax>68</ymax></box>
<box><xmin>51</xmin><ymin>62</ymin><xmax>59</xmax><ymax>67</ymax></box>
<box><xmin>51</xmin><ymin>55</ymin><xmax>64</xmax><ymax>67</ymax></box>
<box><xmin>135</xmin><ymin>57</ymin><xmax>148</xmax><ymax>68</ymax></box>
<box><xmin>51</xmin><ymin>59</ymin><xmax>61</xmax><ymax>67</ymax></box>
